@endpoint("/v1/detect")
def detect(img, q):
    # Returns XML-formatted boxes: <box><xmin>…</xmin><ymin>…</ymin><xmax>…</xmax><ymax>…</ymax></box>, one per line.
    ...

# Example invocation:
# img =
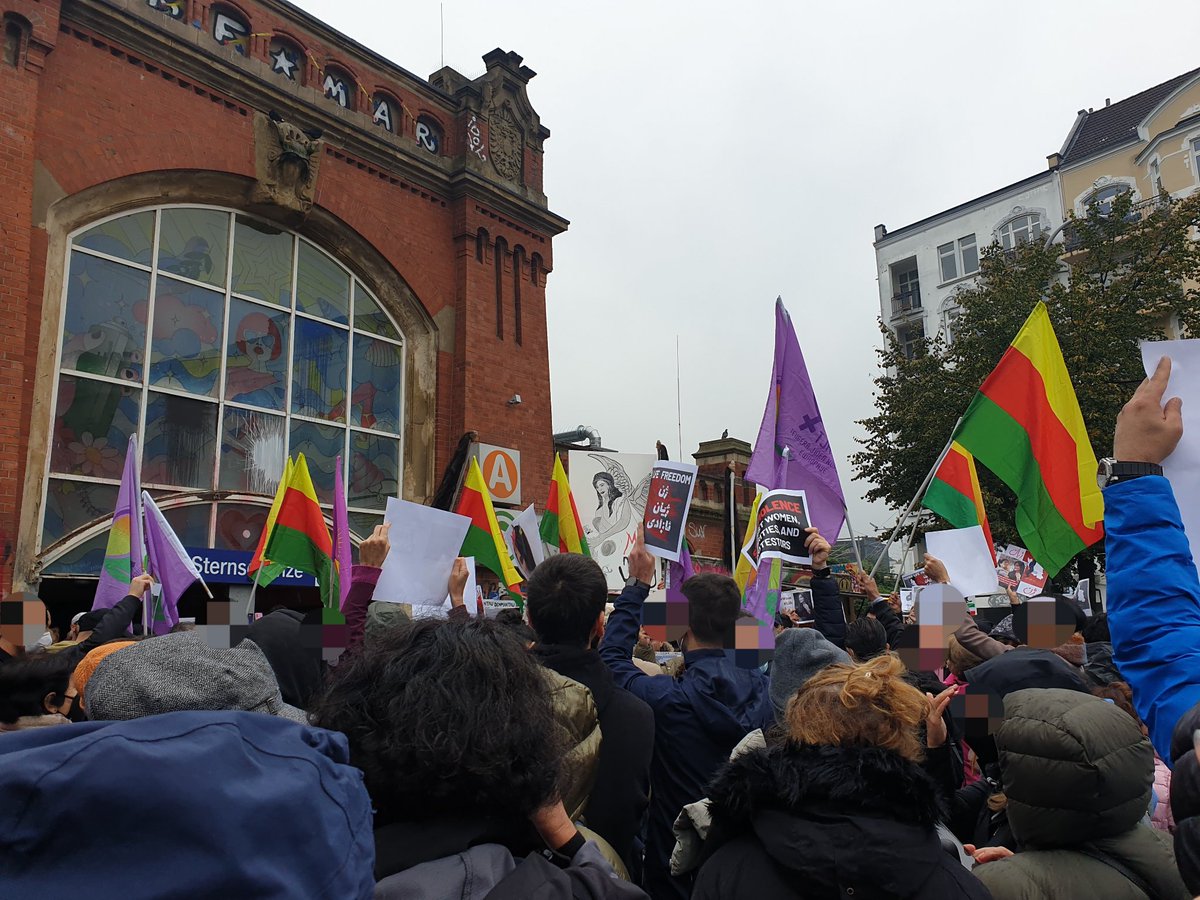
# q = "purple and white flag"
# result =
<box><xmin>142</xmin><ymin>491</ymin><xmax>204</xmax><ymax>635</ymax></box>
<box><xmin>92</xmin><ymin>435</ymin><xmax>144</xmax><ymax>612</ymax></box>
<box><xmin>745</xmin><ymin>298</ymin><xmax>847</xmax><ymax>543</ymax></box>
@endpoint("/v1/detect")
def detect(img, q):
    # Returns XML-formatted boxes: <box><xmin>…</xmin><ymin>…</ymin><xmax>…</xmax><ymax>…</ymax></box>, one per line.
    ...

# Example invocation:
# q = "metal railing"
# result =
<box><xmin>890</xmin><ymin>288</ymin><xmax>922</xmax><ymax>317</ymax></box>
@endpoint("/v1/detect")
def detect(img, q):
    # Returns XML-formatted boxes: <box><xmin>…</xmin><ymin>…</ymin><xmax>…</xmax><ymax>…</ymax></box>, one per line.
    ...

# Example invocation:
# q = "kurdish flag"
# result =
<box><xmin>457</xmin><ymin>457</ymin><xmax>522</xmax><ymax>590</ymax></box>
<box><xmin>264</xmin><ymin>454</ymin><xmax>338</xmax><ymax>608</ymax></box>
<box><xmin>955</xmin><ymin>302</ymin><xmax>1103</xmax><ymax>576</ymax></box>
<box><xmin>249</xmin><ymin>457</ymin><xmax>294</xmax><ymax>587</ymax></box>
<box><xmin>540</xmin><ymin>454</ymin><xmax>590</xmax><ymax>555</ymax></box>
<box><xmin>923</xmin><ymin>441</ymin><xmax>996</xmax><ymax>563</ymax></box>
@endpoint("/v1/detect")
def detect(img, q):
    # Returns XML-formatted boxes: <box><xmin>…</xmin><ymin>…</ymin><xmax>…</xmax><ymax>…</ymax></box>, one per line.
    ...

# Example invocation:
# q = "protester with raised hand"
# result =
<box><xmin>600</xmin><ymin>527</ymin><xmax>771</xmax><ymax>900</ymax></box>
<box><xmin>526</xmin><ymin>552</ymin><xmax>655</xmax><ymax>876</ymax></box>
<box><xmin>312</xmin><ymin>617</ymin><xmax>647</xmax><ymax>899</ymax></box>
<box><xmin>692</xmin><ymin>653</ymin><xmax>990</xmax><ymax>899</ymax></box>
<box><xmin>853</xmin><ymin>568</ymin><xmax>906</xmax><ymax>646</ymax></box>
<box><xmin>801</xmin><ymin>528</ymin><xmax>848</xmax><ymax>648</ymax></box>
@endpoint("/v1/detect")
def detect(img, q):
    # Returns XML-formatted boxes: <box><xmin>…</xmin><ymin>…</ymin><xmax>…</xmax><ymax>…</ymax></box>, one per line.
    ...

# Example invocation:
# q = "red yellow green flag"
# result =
<box><xmin>249</xmin><ymin>457</ymin><xmax>294</xmax><ymax>586</ymax></box>
<box><xmin>539</xmin><ymin>454</ymin><xmax>591</xmax><ymax>556</ymax></box>
<box><xmin>923</xmin><ymin>441</ymin><xmax>996</xmax><ymax>562</ymax></box>
<box><xmin>954</xmin><ymin>302</ymin><xmax>1103</xmax><ymax>575</ymax></box>
<box><xmin>457</xmin><ymin>457</ymin><xmax>523</xmax><ymax>589</ymax></box>
<box><xmin>264</xmin><ymin>454</ymin><xmax>338</xmax><ymax>608</ymax></box>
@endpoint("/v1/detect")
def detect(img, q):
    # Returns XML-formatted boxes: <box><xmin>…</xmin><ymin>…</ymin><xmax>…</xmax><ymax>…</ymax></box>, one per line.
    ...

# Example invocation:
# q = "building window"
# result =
<box><xmin>42</xmin><ymin>206</ymin><xmax>405</xmax><ymax>575</ymax></box>
<box><xmin>1192</xmin><ymin>139</ymin><xmax>1200</xmax><ymax>182</ymax></box>
<box><xmin>210</xmin><ymin>5</ymin><xmax>250</xmax><ymax>56</ymax></box>
<box><xmin>1150</xmin><ymin>159</ymin><xmax>1163</xmax><ymax>196</ymax></box>
<box><xmin>890</xmin><ymin>258</ymin><xmax>920</xmax><ymax>316</ymax></box>
<box><xmin>1086</xmin><ymin>184</ymin><xmax>1130</xmax><ymax>217</ymax></box>
<box><xmin>268</xmin><ymin>37</ymin><xmax>303</xmax><ymax>82</ymax></box>
<box><xmin>938</xmin><ymin>235</ymin><xmax>978</xmax><ymax>283</ymax></box>
<box><xmin>371</xmin><ymin>93</ymin><xmax>398</xmax><ymax>133</ymax></box>
<box><xmin>998</xmin><ymin>214</ymin><xmax>1043</xmax><ymax>251</ymax></box>
<box><xmin>322</xmin><ymin>66</ymin><xmax>355</xmax><ymax>110</ymax></box>
<box><xmin>415</xmin><ymin>115</ymin><xmax>442</xmax><ymax>154</ymax></box>
<box><xmin>897</xmin><ymin>322</ymin><xmax>925</xmax><ymax>360</ymax></box>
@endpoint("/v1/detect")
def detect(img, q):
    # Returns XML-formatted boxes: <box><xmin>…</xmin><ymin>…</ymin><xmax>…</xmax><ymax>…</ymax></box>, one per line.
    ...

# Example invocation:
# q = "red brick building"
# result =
<box><xmin>0</xmin><ymin>0</ymin><xmax>565</xmax><ymax>599</ymax></box>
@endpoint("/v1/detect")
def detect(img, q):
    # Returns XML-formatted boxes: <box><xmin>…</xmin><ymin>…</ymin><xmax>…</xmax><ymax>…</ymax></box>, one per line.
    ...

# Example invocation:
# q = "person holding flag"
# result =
<box><xmin>263</xmin><ymin>454</ymin><xmax>339</xmax><ymax>611</ymax></box>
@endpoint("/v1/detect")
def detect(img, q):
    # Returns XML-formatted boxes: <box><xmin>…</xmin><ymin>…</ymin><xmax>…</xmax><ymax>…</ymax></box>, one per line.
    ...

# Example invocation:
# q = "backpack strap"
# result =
<box><xmin>1075</xmin><ymin>845</ymin><xmax>1158</xmax><ymax>900</ymax></box>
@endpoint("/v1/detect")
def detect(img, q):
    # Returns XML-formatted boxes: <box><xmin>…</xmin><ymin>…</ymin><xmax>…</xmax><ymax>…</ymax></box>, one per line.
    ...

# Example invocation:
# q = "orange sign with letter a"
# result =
<box><xmin>475</xmin><ymin>443</ymin><xmax>521</xmax><ymax>506</ymax></box>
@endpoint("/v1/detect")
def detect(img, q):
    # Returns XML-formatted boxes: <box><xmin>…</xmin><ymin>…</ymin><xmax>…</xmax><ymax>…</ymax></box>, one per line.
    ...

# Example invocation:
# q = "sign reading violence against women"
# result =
<box><xmin>746</xmin><ymin>489</ymin><xmax>814</xmax><ymax>567</ymax></box>
<box><xmin>641</xmin><ymin>461</ymin><xmax>698</xmax><ymax>562</ymax></box>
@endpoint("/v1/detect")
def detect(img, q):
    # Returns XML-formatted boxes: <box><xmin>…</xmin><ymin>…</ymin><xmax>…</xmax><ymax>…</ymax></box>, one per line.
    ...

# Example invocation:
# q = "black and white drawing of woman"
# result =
<box><xmin>591</xmin><ymin>471</ymin><xmax>629</xmax><ymax>542</ymax></box>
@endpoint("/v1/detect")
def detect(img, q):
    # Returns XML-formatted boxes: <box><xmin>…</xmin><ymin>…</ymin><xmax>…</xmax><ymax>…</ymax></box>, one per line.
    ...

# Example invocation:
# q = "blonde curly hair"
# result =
<box><xmin>785</xmin><ymin>653</ymin><xmax>930</xmax><ymax>763</ymax></box>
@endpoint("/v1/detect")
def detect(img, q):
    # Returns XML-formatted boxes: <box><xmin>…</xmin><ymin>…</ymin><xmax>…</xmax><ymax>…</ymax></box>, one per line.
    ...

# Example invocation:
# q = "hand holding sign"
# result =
<box><xmin>641</xmin><ymin>461</ymin><xmax>698</xmax><ymax>562</ymax></box>
<box><xmin>804</xmin><ymin>527</ymin><xmax>831</xmax><ymax>568</ymax></box>
<box><xmin>628</xmin><ymin>526</ymin><xmax>656</xmax><ymax>585</ymax></box>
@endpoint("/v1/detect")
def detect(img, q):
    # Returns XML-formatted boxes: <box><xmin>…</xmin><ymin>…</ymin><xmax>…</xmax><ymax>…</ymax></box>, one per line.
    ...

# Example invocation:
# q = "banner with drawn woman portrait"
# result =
<box><xmin>569</xmin><ymin>451</ymin><xmax>657</xmax><ymax>592</ymax></box>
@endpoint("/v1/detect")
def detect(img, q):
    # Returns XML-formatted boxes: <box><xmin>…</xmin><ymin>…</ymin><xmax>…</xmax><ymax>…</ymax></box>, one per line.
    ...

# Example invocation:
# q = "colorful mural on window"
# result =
<box><xmin>44</xmin><ymin>206</ymin><xmax>406</xmax><ymax>575</ymax></box>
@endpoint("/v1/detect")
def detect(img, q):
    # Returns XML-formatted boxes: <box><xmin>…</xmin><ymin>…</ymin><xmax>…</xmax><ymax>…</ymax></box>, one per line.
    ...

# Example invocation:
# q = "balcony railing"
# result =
<box><xmin>890</xmin><ymin>288</ymin><xmax>922</xmax><ymax>317</ymax></box>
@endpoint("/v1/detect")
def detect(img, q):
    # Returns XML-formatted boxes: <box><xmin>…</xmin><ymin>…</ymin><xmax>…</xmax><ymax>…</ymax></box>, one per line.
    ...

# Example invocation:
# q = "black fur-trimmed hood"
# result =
<box><xmin>700</xmin><ymin>743</ymin><xmax>956</xmax><ymax>897</ymax></box>
<box><xmin>708</xmin><ymin>742</ymin><xmax>945</xmax><ymax>829</ymax></box>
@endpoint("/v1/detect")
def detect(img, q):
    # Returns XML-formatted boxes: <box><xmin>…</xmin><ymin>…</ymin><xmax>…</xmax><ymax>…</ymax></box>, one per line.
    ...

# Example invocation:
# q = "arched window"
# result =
<box><xmin>475</xmin><ymin>228</ymin><xmax>489</xmax><ymax>263</ymax></box>
<box><xmin>268</xmin><ymin>36</ymin><xmax>304</xmax><ymax>83</ymax></box>
<box><xmin>493</xmin><ymin>237</ymin><xmax>508</xmax><ymax>340</ymax></box>
<box><xmin>3</xmin><ymin>13</ymin><xmax>29</xmax><ymax>67</ymax></box>
<box><xmin>41</xmin><ymin>206</ymin><xmax>405</xmax><ymax>575</ymax></box>
<box><xmin>210</xmin><ymin>4</ymin><xmax>250</xmax><ymax>56</ymax></box>
<box><xmin>415</xmin><ymin>115</ymin><xmax>443</xmax><ymax>155</ymax></box>
<box><xmin>1086</xmin><ymin>184</ymin><xmax>1132</xmax><ymax>218</ymax></box>
<box><xmin>530</xmin><ymin>252</ymin><xmax>542</xmax><ymax>286</ymax></box>
<box><xmin>371</xmin><ymin>91</ymin><xmax>399</xmax><ymax>133</ymax></box>
<box><xmin>322</xmin><ymin>65</ymin><xmax>355</xmax><ymax>110</ymax></box>
<box><xmin>997</xmin><ymin>214</ymin><xmax>1042</xmax><ymax>251</ymax></box>
<box><xmin>512</xmin><ymin>246</ymin><xmax>525</xmax><ymax>346</ymax></box>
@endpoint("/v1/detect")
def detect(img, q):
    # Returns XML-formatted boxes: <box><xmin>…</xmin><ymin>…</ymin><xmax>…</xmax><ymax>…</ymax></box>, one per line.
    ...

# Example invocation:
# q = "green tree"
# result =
<box><xmin>853</xmin><ymin>190</ymin><xmax>1200</xmax><ymax>573</ymax></box>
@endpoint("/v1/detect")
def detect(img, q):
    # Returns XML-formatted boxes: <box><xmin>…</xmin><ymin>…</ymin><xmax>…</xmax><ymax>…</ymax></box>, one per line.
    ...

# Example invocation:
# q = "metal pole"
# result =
<box><xmin>675</xmin><ymin>334</ymin><xmax>683</xmax><ymax>461</ymax></box>
<box><xmin>841</xmin><ymin>500</ymin><xmax>866</xmax><ymax>572</ymax></box>
<box><xmin>868</xmin><ymin>417</ymin><xmax>963</xmax><ymax>578</ymax></box>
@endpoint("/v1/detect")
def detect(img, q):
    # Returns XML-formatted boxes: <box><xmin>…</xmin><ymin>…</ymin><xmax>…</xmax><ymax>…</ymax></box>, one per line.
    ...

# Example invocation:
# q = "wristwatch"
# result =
<box><xmin>1097</xmin><ymin>458</ymin><xmax>1163</xmax><ymax>488</ymax></box>
<box><xmin>625</xmin><ymin>575</ymin><xmax>651</xmax><ymax>591</ymax></box>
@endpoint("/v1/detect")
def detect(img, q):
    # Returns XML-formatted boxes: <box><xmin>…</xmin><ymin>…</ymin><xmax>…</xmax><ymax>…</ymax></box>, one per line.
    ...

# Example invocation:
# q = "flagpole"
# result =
<box><xmin>868</xmin><ymin>416</ymin><xmax>963</xmax><ymax>579</ymax></box>
<box><xmin>841</xmin><ymin>500</ymin><xmax>866</xmax><ymax>572</ymax></box>
<box><xmin>246</xmin><ymin>566</ymin><xmax>261</xmax><ymax>622</ymax></box>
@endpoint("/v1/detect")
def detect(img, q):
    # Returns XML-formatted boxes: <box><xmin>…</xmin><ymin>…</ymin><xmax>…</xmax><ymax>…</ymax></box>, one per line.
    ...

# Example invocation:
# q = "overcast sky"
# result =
<box><xmin>297</xmin><ymin>0</ymin><xmax>1200</xmax><ymax>538</ymax></box>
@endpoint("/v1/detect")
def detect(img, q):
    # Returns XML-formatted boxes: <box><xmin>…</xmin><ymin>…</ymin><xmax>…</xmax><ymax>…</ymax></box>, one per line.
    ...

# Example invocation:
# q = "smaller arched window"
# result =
<box><xmin>530</xmin><ymin>252</ymin><xmax>543</xmax><ymax>286</ymax></box>
<box><xmin>268</xmin><ymin>36</ymin><xmax>304</xmax><ymax>83</ymax></box>
<box><xmin>1086</xmin><ymin>184</ymin><xmax>1132</xmax><ymax>218</ymax></box>
<box><xmin>998</xmin><ymin>214</ymin><xmax>1042</xmax><ymax>251</ymax></box>
<box><xmin>3</xmin><ymin>14</ymin><xmax>27</xmax><ymax>68</ymax></box>
<box><xmin>475</xmin><ymin>228</ymin><xmax>489</xmax><ymax>263</ymax></box>
<box><xmin>322</xmin><ymin>64</ymin><xmax>355</xmax><ymax>110</ymax></box>
<box><xmin>371</xmin><ymin>91</ymin><xmax>400</xmax><ymax>133</ymax></box>
<box><xmin>415</xmin><ymin>115</ymin><xmax>443</xmax><ymax>155</ymax></box>
<box><xmin>210</xmin><ymin>4</ymin><xmax>250</xmax><ymax>56</ymax></box>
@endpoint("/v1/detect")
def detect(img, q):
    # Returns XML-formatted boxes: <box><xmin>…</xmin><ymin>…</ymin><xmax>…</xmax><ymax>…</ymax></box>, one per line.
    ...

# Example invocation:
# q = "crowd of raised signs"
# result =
<box><xmin>2</xmin><ymin>362</ymin><xmax>1200</xmax><ymax>900</ymax></box>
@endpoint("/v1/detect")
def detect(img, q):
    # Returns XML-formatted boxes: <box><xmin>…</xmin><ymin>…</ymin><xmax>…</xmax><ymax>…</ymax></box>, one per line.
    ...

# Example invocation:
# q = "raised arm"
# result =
<box><xmin>599</xmin><ymin>529</ymin><xmax>673</xmax><ymax>705</ymax></box>
<box><xmin>344</xmin><ymin>524</ymin><xmax>388</xmax><ymax>653</ymax></box>
<box><xmin>1105</xmin><ymin>356</ymin><xmax>1199</xmax><ymax>762</ymax></box>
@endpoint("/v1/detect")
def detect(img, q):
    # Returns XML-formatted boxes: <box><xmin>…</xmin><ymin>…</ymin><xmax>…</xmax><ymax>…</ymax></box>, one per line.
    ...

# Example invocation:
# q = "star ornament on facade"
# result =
<box><xmin>270</xmin><ymin>47</ymin><xmax>297</xmax><ymax>80</ymax></box>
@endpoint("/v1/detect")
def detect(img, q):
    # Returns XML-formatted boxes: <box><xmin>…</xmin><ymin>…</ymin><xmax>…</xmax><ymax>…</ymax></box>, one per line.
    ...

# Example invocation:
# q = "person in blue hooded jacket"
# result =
<box><xmin>1102</xmin><ymin>355</ymin><xmax>1200</xmax><ymax>892</ymax></box>
<box><xmin>600</xmin><ymin>528</ymin><xmax>837</xmax><ymax>899</ymax></box>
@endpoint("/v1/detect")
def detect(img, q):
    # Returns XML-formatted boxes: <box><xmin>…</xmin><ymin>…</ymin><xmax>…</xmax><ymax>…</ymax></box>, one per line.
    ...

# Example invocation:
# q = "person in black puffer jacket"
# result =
<box><xmin>693</xmin><ymin>653</ymin><xmax>990</xmax><ymax>899</ymax></box>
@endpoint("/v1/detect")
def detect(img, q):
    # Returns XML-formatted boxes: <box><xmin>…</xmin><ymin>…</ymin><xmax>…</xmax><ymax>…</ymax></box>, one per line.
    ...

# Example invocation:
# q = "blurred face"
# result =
<box><xmin>0</xmin><ymin>593</ymin><xmax>48</xmax><ymax>650</ymax></box>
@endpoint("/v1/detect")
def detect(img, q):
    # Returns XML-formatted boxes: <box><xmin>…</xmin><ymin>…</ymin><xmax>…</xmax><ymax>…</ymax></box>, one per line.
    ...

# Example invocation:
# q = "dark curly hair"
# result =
<box><xmin>311</xmin><ymin>617</ymin><xmax>564</xmax><ymax>825</ymax></box>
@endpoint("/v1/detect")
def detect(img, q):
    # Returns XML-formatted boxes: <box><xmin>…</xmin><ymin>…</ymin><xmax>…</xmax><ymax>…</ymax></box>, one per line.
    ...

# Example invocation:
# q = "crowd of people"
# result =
<box><xmin>1</xmin><ymin>359</ymin><xmax>1199</xmax><ymax>899</ymax></box>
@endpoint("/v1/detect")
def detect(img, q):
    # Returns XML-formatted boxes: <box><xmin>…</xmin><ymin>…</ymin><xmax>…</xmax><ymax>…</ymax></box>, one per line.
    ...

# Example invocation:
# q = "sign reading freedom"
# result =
<box><xmin>750</xmin><ymin>489</ymin><xmax>813</xmax><ymax>566</ymax></box>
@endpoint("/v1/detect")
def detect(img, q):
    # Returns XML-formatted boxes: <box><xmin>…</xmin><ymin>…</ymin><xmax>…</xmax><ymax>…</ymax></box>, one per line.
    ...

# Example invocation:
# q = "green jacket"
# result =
<box><xmin>974</xmin><ymin>688</ymin><xmax>1189</xmax><ymax>900</ymax></box>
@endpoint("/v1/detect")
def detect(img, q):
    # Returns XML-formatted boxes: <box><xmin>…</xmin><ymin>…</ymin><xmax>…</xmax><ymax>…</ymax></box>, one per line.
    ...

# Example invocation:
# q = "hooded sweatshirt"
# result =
<box><xmin>600</xmin><ymin>581</ymin><xmax>772</xmax><ymax>900</ymax></box>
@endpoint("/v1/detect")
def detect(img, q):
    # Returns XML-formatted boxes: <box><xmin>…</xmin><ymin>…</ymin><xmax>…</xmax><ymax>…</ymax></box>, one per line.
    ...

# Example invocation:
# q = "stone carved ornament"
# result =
<box><xmin>252</xmin><ymin>111</ymin><xmax>324</xmax><ymax>215</ymax></box>
<box><xmin>488</xmin><ymin>101</ymin><xmax>524</xmax><ymax>184</ymax></box>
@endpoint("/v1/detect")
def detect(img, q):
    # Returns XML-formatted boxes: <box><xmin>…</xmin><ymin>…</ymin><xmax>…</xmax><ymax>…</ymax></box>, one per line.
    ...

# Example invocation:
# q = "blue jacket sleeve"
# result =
<box><xmin>1106</xmin><ymin>476</ymin><xmax>1200</xmax><ymax>763</ymax></box>
<box><xmin>598</xmin><ymin>583</ymin><xmax>675</xmax><ymax>707</ymax></box>
<box><xmin>811</xmin><ymin>571</ymin><xmax>846</xmax><ymax>648</ymax></box>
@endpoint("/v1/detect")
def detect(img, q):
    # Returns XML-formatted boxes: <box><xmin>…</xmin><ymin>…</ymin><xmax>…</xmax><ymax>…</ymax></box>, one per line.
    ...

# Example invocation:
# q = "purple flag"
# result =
<box><xmin>92</xmin><ymin>435</ymin><xmax>144</xmax><ymax>612</ymax></box>
<box><xmin>745</xmin><ymin>298</ymin><xmax>846</xmax><ymax>543</ymax></box>
<box><xmin>666</xmin><ymin>543</ymin><xmax>695</xmax><ymax>605</ymax></box>
<box><xmin>142</xmin><ymin>492</ymin><xmax>204</xmax><ymax>635</ymax></box>
<box><xmin>333</xmin><ymin>456</ymin><xmax>352</xmax><ymax>611</ymax></box>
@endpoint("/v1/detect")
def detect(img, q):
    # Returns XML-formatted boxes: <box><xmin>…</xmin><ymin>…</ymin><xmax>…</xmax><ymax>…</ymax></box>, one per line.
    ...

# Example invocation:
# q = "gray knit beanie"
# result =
<box><xmin>769</xmin><ymin>628</ymin><xmax>851</xmax><ymax>722</ymax></box>
<box><xmin>85</xmin><ymin>631</ymin><xmax>308</xmax><ymax>724</ymax></box>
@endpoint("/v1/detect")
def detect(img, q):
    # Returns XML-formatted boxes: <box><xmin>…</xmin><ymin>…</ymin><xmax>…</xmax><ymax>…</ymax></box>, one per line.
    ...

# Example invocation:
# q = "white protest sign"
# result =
<box><xmin>374</xmin><ymin>497</ymin><xmax>470</xmax><ymax>606</ymax></box>
<box><xmin>1141</xmin><ymin>341</ymin><xmax>1200</xmax><ymax>553</ymax></box>
<box><xmin>925</xmin><ymin>525</ymin><xmax>1000</xmax><ymax>597</ymax></box>
<box><xmin>411</xmin><ymin>557</ymin><xmax>477</xmax><ymax>619</ymax></box>
<box><xmin>505</xmin><ymin>504</ymin><xmax>544</xmax><ymax>578</ymax></box>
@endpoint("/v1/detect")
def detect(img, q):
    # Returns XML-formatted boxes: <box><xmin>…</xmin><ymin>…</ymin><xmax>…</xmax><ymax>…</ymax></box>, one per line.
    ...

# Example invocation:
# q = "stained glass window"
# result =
<box><xmin>43</xmin><ymin>207</ymin><xmax>406</xmax><ymax>573</ymax></box>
